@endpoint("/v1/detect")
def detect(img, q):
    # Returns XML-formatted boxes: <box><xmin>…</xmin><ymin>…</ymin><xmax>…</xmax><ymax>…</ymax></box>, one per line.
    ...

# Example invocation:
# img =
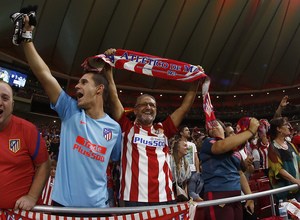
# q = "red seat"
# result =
<box><xmin>248</xmin><ymin>179</ymin><xmax>258</xmax><ymax>192</ymax></box>
<box><xmin>249</xmin><ymin>171</ymin><xmax>266</xmax><ymax>180</ymax></box>
<box><xmin>195</xmin><ymin>207</ymin><xmax>205</xmax><ymax>219</ymax></box>
<box><xmin>256</xmin><ymin>178</ymin><xmax>272</xmax><ymax>217</ymax></box>
<box><xmin>257</xmin><ymin>178</ymin><xmax>270</xmax><ymax>191</ymax></box>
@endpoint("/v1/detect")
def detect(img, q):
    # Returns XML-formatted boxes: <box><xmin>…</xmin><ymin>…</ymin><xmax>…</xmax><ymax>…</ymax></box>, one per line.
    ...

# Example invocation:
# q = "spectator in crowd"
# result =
<box><xmin>187</xmin><ymin>161</ymin><xmax>204</xmax><ymax>202</ymax></box>
<box><xmin>42</xmin><ymin>159</ymin><xmax>57</xmax><ymax>206</ymax></box>
<box><xmin>200</xmin><ymin>118</ymin><xmax>259</xmax><ymax>219</ymax></box>
<box><xmin>170</xmin><ymin>139</ymin><xmax>192</xmax><ymax>201</ymax></box>
<box><xmin>50</xmin><ymin>135</ymin><xmax>60</xmax><ymax>160</ymax></box>
<box><xmin>293</xmin><ymin>125</ymin><xmax>300</xmax><ymax>151</ymax></box>
<box><xmin>268</xmin><ymin>117</ymin><xmax>300</xmax><ymax>203</ymax></box>
<box><xmin>106</xmin><ymin>161</ymin><xmax>116</xmax><ymax>207</ymax></box>
<box><xmin>104</xmin><ymin>48</ymin><xmax>201</xmax><ymax>207</ymax></box>
<box><xmin>257</xmin><ymin>119</ymin><xmax>270</xmax><ymax>174</ymax></box>
<box><xmin>224</xmin><ymin>122</ymin><xmax>235</xmax><ymax>137</ymax></box>
<box><xmin>250</xmin><ymin>134</ymin><xmax>260</xmax><ymax>170</ymax></box>
<box><xmin>0</xmin><ymin>80</ymin><xmax>50</xmax><ymax>210</ymax></box>
<box><xmin>225</xmin><ymin>121</ymin><xmax>255</xmax><ymax>178</ymax></box>
<box><xmin>179</xmin><ymin>125</ymin><xmax>200</xmax><ymax>174</ymax></box>
<box><xmin>21</xmin><ymin>16</ymin><xmax>122</xmax><ymax>208</ymax></box>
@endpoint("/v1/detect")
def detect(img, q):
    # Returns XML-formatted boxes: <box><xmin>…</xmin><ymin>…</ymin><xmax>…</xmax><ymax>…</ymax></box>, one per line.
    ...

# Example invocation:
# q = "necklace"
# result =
<box><xmin>274</xmin><ymin>139</ymin><xmax>288</xmax><ymax>150</ymax></box>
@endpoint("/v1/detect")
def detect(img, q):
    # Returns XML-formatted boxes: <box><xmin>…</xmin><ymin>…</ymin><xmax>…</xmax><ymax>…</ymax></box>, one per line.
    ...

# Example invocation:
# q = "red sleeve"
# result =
<box><xmin>118</xmin><ymin>112</ymin><xmax>134</xmax><ymax>132</ymax></box>
<box><xmin>293</xmin><ymin>136</ymin><xmax>300</xmax><ymax>145</ymax></box>
<box><xmin>162</xmin><ymin>116</ymin><xmax>178</xmax><ymax>139</ymax></box>
<box><xmin>25</xmin><ymin>125</ymin><xmax>49</xmax><ymax>165</ymax></box>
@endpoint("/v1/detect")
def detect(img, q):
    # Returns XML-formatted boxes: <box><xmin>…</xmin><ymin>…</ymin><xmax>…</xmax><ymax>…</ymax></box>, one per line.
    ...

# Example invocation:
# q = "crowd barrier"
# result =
<box><xmin>1</xmin><ymin>184</ymin><xmax>299</xmax><ymax>220</ymax></box>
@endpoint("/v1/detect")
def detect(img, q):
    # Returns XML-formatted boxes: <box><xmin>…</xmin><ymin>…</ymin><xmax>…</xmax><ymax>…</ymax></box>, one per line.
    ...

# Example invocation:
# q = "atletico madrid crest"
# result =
<box><xmin>103</xmin><ymin>128</ymin><xmax>112</xmax><ymax>141</ymax></box>
<box><xmin>9</xmin><ymin>139</ymin><xmax>20</xmax><ymax>153</ymax></box>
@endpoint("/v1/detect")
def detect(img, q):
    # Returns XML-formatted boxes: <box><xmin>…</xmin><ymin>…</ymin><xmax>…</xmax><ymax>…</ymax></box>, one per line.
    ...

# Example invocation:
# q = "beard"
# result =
<box><xmin>136</xmin><ymin>112</ymin><xmax>156</xmax><ymax>125</ymax></box>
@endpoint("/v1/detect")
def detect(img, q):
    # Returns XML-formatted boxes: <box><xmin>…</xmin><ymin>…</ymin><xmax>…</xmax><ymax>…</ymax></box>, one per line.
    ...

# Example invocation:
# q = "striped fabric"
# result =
<box><xmin>41</xmin><ymin>177</ymin><xmax>54</xmax><ymax>206</ymax></box>
<box><xmin>81</xmin><ymin>49</ymin><xmax>216</xmax><ymax>128</ymax></box>
<box><xmin>1</xmin><ymin>203</ymin><xmax>194</xmax><ymax>220</ymax></box>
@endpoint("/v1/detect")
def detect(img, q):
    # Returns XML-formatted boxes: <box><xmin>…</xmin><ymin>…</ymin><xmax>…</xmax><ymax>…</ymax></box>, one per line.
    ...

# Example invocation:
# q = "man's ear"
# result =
<box><xmin>96</xmin><ymin>84</ymin><xmax>104</xmax><ymax>94</ymax></box>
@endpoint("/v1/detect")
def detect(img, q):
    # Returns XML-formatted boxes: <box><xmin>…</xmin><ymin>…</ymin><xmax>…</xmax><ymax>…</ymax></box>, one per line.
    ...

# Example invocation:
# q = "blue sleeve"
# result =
<box><xmin>110</xmin><ymin>126</ymin><xmax>122</xmax><ymax>162</ymax></box>
<box><xmin>50</xmin><ymin>90</ymin><xmax>78</xmax><ymax>121</ymax></box>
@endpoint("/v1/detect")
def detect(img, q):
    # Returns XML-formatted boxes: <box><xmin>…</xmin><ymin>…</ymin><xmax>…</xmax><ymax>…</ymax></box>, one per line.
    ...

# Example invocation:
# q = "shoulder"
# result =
<box><xmin>11</xmin><ymin>115</ymin><xmax>36</xmax><ymax>130</ymax></box>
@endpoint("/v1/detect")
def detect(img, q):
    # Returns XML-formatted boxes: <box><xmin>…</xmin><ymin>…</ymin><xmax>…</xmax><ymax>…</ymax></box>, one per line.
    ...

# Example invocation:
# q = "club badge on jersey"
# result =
<box><xmin>103</xmin><ymin>128</ymin><xmax>112</xmax><ymax>141</ymax></box>
<box><xmin>9</xmin><ymin>139</ymin><xmax>21</xmax><ymax>153</ymax></box>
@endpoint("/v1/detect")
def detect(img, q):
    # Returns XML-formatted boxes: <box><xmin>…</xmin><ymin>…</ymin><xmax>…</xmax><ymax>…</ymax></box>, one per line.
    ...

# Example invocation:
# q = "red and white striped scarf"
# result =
<box><xmin>82</xmin><ymin>49</ymin><xmax>216</xmax><ymax>128</ymax></box>
<box><xmin>0</xmin><ymin>203</ymin><xmax>196</xmax><ymax>220</ymax></box>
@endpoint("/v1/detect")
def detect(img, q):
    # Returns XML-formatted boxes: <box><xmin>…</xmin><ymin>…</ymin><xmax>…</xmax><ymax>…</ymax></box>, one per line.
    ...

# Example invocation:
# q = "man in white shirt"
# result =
<box><xmin>179</xmin><ymin>125</ymin><xmax>200</xmax><ymax>174</ymax></box>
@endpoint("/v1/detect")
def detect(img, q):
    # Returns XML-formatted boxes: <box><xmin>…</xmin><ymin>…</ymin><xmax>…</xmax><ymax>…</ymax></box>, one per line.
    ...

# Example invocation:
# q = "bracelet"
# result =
<box><xmin>248</xmin><ymin>130</ymin><xmax>255</xmax><ymax>137</ymax></box>
<box><xmin>22</xmin><ymin>31</ymin><xmax>33</xmax><ymax>42</ymax></box>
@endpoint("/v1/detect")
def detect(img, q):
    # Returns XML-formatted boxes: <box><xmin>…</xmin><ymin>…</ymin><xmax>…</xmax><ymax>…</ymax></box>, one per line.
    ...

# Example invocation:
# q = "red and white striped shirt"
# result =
<box><xmin>259</xmin><ymin>142</ymin><xmax>269</xmax><ymax>170</ymax></box>
<box><xmin>42</xmin><ymin>176</ymin><xmax>55</xmax><ymax>206</ymax></box>
<box><xmin>118</xmin><ymin>114</ymin><xmax>176</xmax><ymax>202</ymax></box>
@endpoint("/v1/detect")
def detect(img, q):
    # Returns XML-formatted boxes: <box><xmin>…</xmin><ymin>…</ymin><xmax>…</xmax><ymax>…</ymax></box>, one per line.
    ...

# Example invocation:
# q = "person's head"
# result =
<box><xmin>224</xmin><ymin>122</ymin><xmax>235</xmax><ymax>137</ymax></box>
<box><xmin>171</xmin><ymin>139</ymin><xmax>189</xmax><ymax>171</ymax></box>
<box><xmin>179</xmin><ymin>125</ymin><xmax>190</xmax><ymax>139</ymax></box>
<box><xmin>269</xmin><ymin>117</ymin><xmax>290</xmax><ymax>141</ymax></box>
<box><xmin>50</xmin><ymin>159</ymin><xmax>57</xmax><ymax>178</ymax></box>
<box><xmin>0</xmin><ymin>81</ymin><xmax>14</xmax><ymax>131</ymax></box>
<box><xmin>207</xmin><ymin>119</ymin><xmax>227</xmax><ymax>139</ymax></box>
<box><xmin>134</xmin><ymin>94</ymin><xmax>157</xmax><ymax>127</ymax></box>
<box><xmin>75</xmin><ymin>72</ymin><xmax>108</xmax><ymax>109</ymax></box>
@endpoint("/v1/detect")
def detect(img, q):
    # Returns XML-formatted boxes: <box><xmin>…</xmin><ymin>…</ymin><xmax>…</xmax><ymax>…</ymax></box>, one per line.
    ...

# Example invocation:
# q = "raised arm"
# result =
<box><xmin>274</xmin><ymin>95</ymin><xmax>289</xmax><ymax>118</ymax></box>
<box><xmin>103</xmin><ymin>48</ymin><xmax>124</xmax><ymax>121</ymax></box>
<box><xmin>21</xmin><ymin>16</ymin><xmax>62</xmax><ymax>105</ymax></box>
<box><xmin>211</xmin><ymin>118</ymin><xmax>260</xmax><ymax>154</ymax></box>
<box><xmin>170</xmin><ymin>73</ymin><xmax>201</xmax><ymax>128</ymax></box>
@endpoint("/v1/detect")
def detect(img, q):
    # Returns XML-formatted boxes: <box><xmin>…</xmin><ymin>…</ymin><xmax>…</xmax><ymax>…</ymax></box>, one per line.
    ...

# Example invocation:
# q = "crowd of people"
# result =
<box><xmin>1</xmin><ymin>9</ymin><xmax>300</xmax><ymax>220</ymax></box>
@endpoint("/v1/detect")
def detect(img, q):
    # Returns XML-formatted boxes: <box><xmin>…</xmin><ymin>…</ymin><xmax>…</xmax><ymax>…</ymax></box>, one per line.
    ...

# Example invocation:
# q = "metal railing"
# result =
<box><xmin>31</xmin><ymin>184</ymin><xmax>299</xmax><ymax>216</ymax></box>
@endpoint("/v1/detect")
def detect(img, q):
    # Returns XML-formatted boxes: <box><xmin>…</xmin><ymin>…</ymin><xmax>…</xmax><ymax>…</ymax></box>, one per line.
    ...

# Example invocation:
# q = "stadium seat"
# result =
<box><xmin>248</xmin><ymin>179</ymin><xmax>258</xmax><ymax>192</ymax></box>
<box><xmin>256</xmin><ymin>178</ymin><xmax>273</xmax><ymax>218</ymax></box>
<box><xmin>257</xmin><ymin>178</ymin><xmax>270</xmax><ymax>191</ymax></box>
<box><xmin>195</xmin><ymin>207</ymin><xmax>205</xmax><ymax>219</ymax></box>
<box><xmin>249</xmin><ymin>170</ymin><xmax>266</xmax><ymax>181</ymax></box>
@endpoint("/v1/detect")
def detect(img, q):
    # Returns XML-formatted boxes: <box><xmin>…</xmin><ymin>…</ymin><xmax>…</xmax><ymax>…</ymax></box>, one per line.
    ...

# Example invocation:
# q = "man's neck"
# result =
<box><xmin>85</xmin><ymin>105</ymin><xmax>105</xmax><ymax>119</ymax></box>
<box><xmin>181</xmin><ymin>136</ymin><xmax>188</xmax><ymax>142</ymax></box>
<box><xmin>136</xmin><ymin>120</ymin><xmax>153</xmax><ymax>127</ymax></box>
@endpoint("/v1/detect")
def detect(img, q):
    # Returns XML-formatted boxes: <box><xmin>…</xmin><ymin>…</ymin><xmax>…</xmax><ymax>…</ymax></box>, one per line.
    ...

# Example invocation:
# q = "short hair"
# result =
<box><xmin>84</xmin><ymin>72</ymin><xmax>109</xmax><ymax>102</ymax></box>
<box><xmin>134</xmin><ymin>94</ymin><xmax>156</xmax><ymax>108</ymax></box>
<box><xmin>50</xmin><ymin>159</ymin><xmax>57</xmax><ymax>167</ymax></box>
<box><xmin>224</xmin><ymin>122</ymin><xmax>233</xmax><ymax>128</ymax></box>
<box><xmin>179</xmin><ymin>125</ymin><xmax>188</xmax><ymax>133</ymax></box>
<box><xmin>269</xmin><ymin>117</ymin><xmax>286</xmax><ymax>141</ymax></box>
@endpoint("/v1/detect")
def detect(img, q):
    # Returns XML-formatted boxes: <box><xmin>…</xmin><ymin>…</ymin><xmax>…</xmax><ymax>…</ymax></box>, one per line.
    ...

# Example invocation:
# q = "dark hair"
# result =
<box><xmin>134</xmin><ymin>94</ymin><xmax>156</xmax><ymax>108</ymax></box>
<box><xmin>84</xmin><ymin>72</ymin><xmax>109</xmax><ymax>102</ymax></box>
<box><xmin>179</xmin><ymin>125</ymin><xmax>188</xmax><ymax>133</ymax></box>
<box><xmin>50</xmin><ymin>159</ymin><xmax>57</xmax><ymax>167</ymax></box>
<box><xmin>269</xmin><ymin>117</ymin><xmax>286</xmax><ymax>141</ymax></box>
<box><xmin>224</xmin><ymin>122</ymin><xmax>233</xmax><ymax>127</ymax></box>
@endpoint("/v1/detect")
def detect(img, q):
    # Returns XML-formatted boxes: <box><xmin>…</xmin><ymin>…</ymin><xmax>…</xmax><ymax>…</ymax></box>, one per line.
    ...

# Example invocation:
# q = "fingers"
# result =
<box><xmin>104</xmin><ymin>48</ymin><xmax>117</xmax><ymax>56</ymax></box>
<box><xmin>249</xmin><ymin>117</ymin><xmax>259</xmax><ymax>130</ymax></box>
<box><xmin>197</xmin><ymin>65</ymin><xmax>204</xmax><ymax>72</ymax></box>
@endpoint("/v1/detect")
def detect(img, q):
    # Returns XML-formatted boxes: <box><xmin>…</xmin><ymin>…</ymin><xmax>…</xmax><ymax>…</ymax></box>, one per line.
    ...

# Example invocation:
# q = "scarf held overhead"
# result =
<box><xmin>81</xmin><ymin>49</ymin><xmax>216</xmax><ymax>128</ymax></box>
